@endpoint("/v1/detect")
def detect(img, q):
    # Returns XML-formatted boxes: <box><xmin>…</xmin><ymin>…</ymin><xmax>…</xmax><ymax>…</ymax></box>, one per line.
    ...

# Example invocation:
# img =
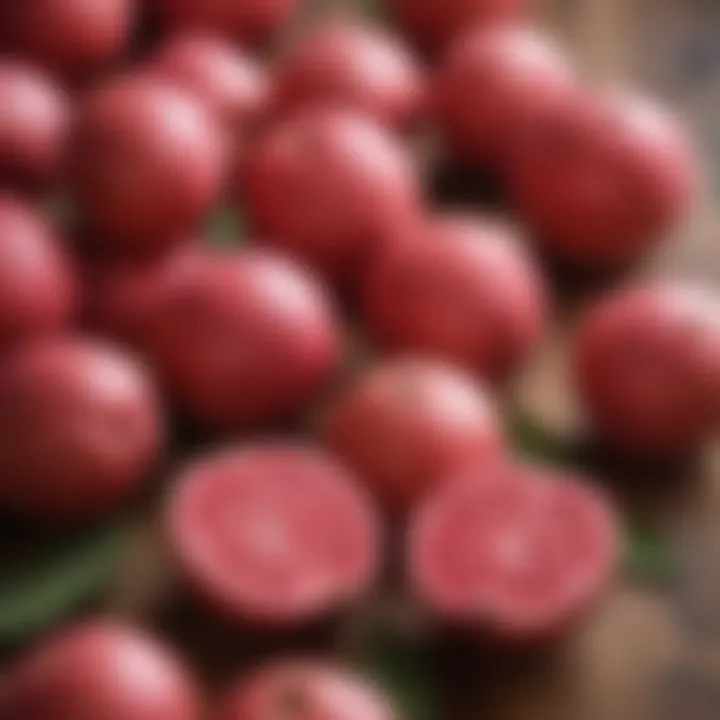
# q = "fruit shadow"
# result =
<box><xmin>433</xmin><ymin>632</ymin><xmax>576</xmax><ymax>720</ymax></box>
<box><xmin>575</xmin><ymin>438</ymin><xmax>708</xmax><ymax>527</ymax></box>
<box><xmin>151</xmin><ymin>589</ymin><xmax>356</xmax><ymax>693</ymax></box>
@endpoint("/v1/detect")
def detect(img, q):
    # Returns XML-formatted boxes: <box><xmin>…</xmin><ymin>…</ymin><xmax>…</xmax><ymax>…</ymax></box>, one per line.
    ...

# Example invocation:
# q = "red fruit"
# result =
<box><xmin>70</xmin><ymin>75</ymin><xmax>226</xmax><ymax>254</ymax></box>
<box><xmin>272</xmin><ymin>21</ymin><xmax>423</xmax><ymax>130</ymax></box>
<box><xmin>433</xmin><ymin>26</ymin><xmax>575</xmax><ymax>169</ymax></box>
<box><xmin>142</xmin><ymin>248</ymin><xmax>340</xmax><ymax>431</ymax></box>
<box><xmin>0</xmin><ymin>62</ymin><xmax>70</xmax><ymax>190</ymax></box>
<box><xmin>155</xmin><ymin>0</ymin><xmax>298</xmax><ymax>45</ymax></box>
<box><xmin>575</xmin><ymin>283</ymin><xmax>720</xmax><ymax>456</ymax></box>
<box><xmin>409</xmin><ymin>464</ymin><xmax>619</xmax><ymax>642</ymax></box>
<box><xmin>0</xmin><ymin>621</ymin><xmax>199</xmax><ymax>720</ymax></box>
<box><xmin>6</xmin><ymin>0</ymin><xmax>136</xmax><ymax>80</ymax></box>
<box><xmin>0</xmin><ymin>195</ymin><xmax>75</xmax><ymax>350</ymax></box>
<box><xmin>222</xmin><ymin>661</ymin><xmax>394</xmax><ymax>720</ymax></box>
<box><xmin>243</xmin><ymin>108</ymin><xmax>421</xmax><ymax>284</ymax></box>
<box><xmin>168</xmin><ymin>444</ymin><xmax>379</xmax><ymax>626</ymax></box>
<box><xmin>83</xmin><ymin>240</ymin><xmax>203</xmax><ymax>347</ymax></box>
<box><xmin>150</xmin><ymin>33</ymin><xmax>269</xmax><ymax>132</ymax></box>
<box><xmin>391</xmin><ymin>0</ymin><xmax>525</xmax><ymax>55</ymax></box>
<box><xmin>509</xmin><ymin>89</ymin><xmax>697</xmax><ymax>270</ymax></box>
<box><xmin>325</xmin><ymin>359</ymin><xmax>504</xmax><ymax>510</ymax></box>
<box><xmin>0</xmin><ymin>338</ymin><xmax>163</xmax><ymax>524</ymax></box>
<box><xmin>364</xmin><ymin>213</ymin><xmax>546</xmax><ymax>382</ymax></box>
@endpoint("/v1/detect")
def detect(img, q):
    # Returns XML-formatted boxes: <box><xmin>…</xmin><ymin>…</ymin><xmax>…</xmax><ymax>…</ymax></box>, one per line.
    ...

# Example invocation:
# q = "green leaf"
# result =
<box><xmin>205</xmin><ymin>207</ymin><xmax>243</xmax><ymax>248</ymax></box>
<box><xmin>625</xmin><ymin>526</ymin><xmax>677</xmax><ymax>587</ymax></box>
<box><xmin>510</xmin><ymin>412</ymin><xmax>576</xmax><ymax>467</ymax></box>
<box><xmin>359</xmin><ymin>633</ymin><xmax>439</xmax><ymax>720</ymax></box>
<box><xmin>0</xmin><ymin>521</ymin><xmax>129</xmax><ymax>644</ymax></box>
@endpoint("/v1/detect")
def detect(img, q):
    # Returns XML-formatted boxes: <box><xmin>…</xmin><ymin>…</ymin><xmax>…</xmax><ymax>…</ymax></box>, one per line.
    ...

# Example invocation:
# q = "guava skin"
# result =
<box><xmin>0</xmin><ymin>621</ymin><xmax>200</xmax><ymax>720</ymax></box>
<box><xmin>82</xmin><ymin>240</ymin><xmax>203</xmax><ymax>348</ymax></box>
<box><xmin>242</xmin><ymin>107</ymin><xmax>422</xmax><ymax>285</ymax></box>
<box><xmin>272</xmin><ymin>21</ymin><xmax>423</xmax><ymax>130</ymax></box>
<box><xmin>221</xmin><ymin>662</ymin><xmax>394</xmax><ymax>720</ymax></box>
<box><xmin>138</xmin><ymin>248</ymin><xmax>341</xmax><ymax>431</ymax></box>
<box><xmin>5</xmin><ymin>0</ymin><xmax>136</xmax><ymax>80</ymax></box>
<box><xmin>325</xmin><ymin>358</ymin><xmax>505</xmax><ymax>510</ymax></box>
<box><xmin>150</xmin><ymin>33</ymin><xmax>269</xmax><ymax>132</ymax></box>
<box><xmin>70</xmin><ymin>75</ymin><xmax>227</xmax><ymax>254</ymax></box>
<box><xmin>509</xmin><ymin>89</ymin><xmax>697</xmax><ymax>270</ymax></box>
<box><xmin>155</xmin><ymin>0</ymin><xmax>299</xmax><ymax>46</ymax></box>
<box><xmin>390</xmin><ymin>0</ymin><xmax>526</xmax><ymax>56</ymax></box>
<box><xmin>363</xmin><ymin>213</ymin><xmax>546</xmax><ymax>382</ymax></box>
<box><xmin>0</xmin><ymin>195</ymin><xmax>75</xmax><ymax>351</ymax></box>
<box><xmin>0</xmin><ymin>338</ymin><xmax>163</xmax><ymax>525</ymax></box>
<box><xmin>575</xmin><ymin>283</ymin><xmax>720</xmax><ymax>456</ymax></box>
<box><xmin>433</xmin><ymin>26</ymin><xmax>575</xmax><ymax>170</ymax></box>
<box><xmin>0</xmin><ymin>62</ymin><xmax>70</xmax><ymax>191</ymax></box>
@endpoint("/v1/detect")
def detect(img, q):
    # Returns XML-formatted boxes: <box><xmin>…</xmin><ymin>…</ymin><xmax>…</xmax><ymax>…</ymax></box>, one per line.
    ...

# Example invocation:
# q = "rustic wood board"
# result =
<box><xmin>1</xmin><ymin>1</ymin><xmax>719</xmax><ymax>719</ymax></box>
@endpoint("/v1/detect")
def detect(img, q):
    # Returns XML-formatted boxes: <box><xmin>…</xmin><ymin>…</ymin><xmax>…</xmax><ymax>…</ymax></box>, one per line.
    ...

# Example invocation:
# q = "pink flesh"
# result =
<box><xmin>413</xmin><ymin>472</ymin><xmax>616</xmax><ymax>633</ymax></box>
<box><xmin>173</xmin><ymin>448</ymin><xmax>377</xmax><ymax>620</ymax></box>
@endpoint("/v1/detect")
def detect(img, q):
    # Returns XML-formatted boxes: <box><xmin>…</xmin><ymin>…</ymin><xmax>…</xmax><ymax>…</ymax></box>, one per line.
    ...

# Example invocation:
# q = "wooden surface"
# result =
<box><xmin>2</xmin><ymin>1</ymin><xmax>720</xmax><ymax>719</ymax></box>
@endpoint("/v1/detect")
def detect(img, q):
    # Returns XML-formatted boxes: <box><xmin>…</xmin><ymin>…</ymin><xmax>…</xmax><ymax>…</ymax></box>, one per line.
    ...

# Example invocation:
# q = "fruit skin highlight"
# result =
<box><xmin>70</xmin><ymin>75</ymin><xmax>226</xmax><ymax>254</ymax></box>
<box><xmin>0</xmin><ymin>62</ymin><xmax>70</xmax><ymax>191</ymax></box>
<box><xmin>221</xmin><ymin>661</ymin><xmax>395</xmax><ymax>720</ymax></box>
<box><xmin>0</xmin><ymin>338</ymin><xmax>163</xmax><ymax>525</ymax></box>
<box><xmin>325</xmin><ymin>358</ymin><xmax>505</xmax><ymax>511</ymax></box>
<box><xmin>242</xmin><ymin>107</ymin><xmax>422</xmax><ymax>286</ymax></box>
<box><xmin>433</xmin><ymin>26</ymin><xmax>575</xmax><ymax>170</ymax></box>
<box><xmin>133</xmin><ymin>247</ymin><xmax>341</xmax><ymax>432</ymax></box>
<box><xmin>0</xmin><ymin>195</ymin><xmax>75</xmax><ymax>351</ymax></box>
<box><xmin>575</xmin><ymin>282</ymin><xmax>720</xmax><ymax>457</ymax></box>
<box><xmin>0</xmin><ymin>621</ymin><xmax>200</xmax><ymax>720</ymax></box>
<box><xmin>167</xmin><ymin>444</ymin><xmax>380</xmax><ymax>627</ymax></box>
<box><xmin>272</xmin><ymin>21</ymin><xmax>423</xmax><ymax>130</ymax></box>
<box><xmin>509</xmin><ymin>89</ymin><xmax>697</xmax><ymax>271</ymax></box>
<box><xmin>390</xmin><ymin>0</ymin><xmax>526</xmax><ymax>56</ymax></box>
<box><xmin>408</xmin><ymin>463</ymin><xmax>619</xmax><ymax>644</ymax></box>
<box><xmin>149</xmin><ymin>33</ymin><xmax>269</xmax><ymax>132</ymax></box>
<box><xmin>155</xmin><ymin>0</ymin><xmax>299</xmax><ymax>46</ymax></box>
<box><xmin>363</xmin><ymin>212</ymin><xmax>546</xmax><ymax>383</ymax></box>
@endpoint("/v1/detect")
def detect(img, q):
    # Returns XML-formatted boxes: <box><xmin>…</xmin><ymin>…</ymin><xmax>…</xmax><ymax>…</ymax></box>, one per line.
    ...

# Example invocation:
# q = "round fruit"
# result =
<box><xmin>575</xmin><ymin>283</ymin><xmax>720</xmax><ymax>456</ymax></box>
<box><xmin>155</xmin><ymin>0</ymin><xmax>298</xmax><ymax>45</ymax></box>
<box><xmin>70</xmin><ymin>75</ymin><xmax>226</xmax><ymax>253</ymax></box>
<box><xmin>0</xmin><ymin>62</ymin><xmax>70</xmax><ymax>190</ymax></box>
<box><xmin>0</xmin><ymin>621</ymin><xmax>199</xmax><ymax>720</ymax></box>
<box><xmin>150</xmin><ymin>33</ymin><xmax>268</xmax><ymax>132</ymax></box>
<box><xmin>6</xmin><ymin>0</ymin><xmax>136</xmax><ymax>80</ymax></box>
<box><xmin>391</xmin><ymin>0</ymin><xmax>525</xmax><ymax>55</ymax></box>
<box><xmin>83</xmin><ymin>240</ymin><xmax>202</xmax><ymax>347</ymax></box>
<box><xmin>509</xmin><ymin>89</ymin><xmax>697</xmax><ymax>270</ymax></box>
<box><xmin>141</xmin><ymin>247</ymin><xmax>340</xmax><ymax>431</ymax></box>
<box><xmin>272</xmin><ymin>21</ymin><xmax>423</xmax><ymax>130</ymax></box>
<box><xmin>168</xmin><ymin>444</ymin><xmax>379</xmax><ymax>626</ymax></box>
<box><xmin>221</xmin><ymin>661</ymin><xmax>394</xmax><ymax>720</ymax></box>
<box><xmin>242</xmin><ymin>107</ymin><xmax>421</xmax><ymax>284</ymax></box>
<box><xmin>0</xmin><ymin>195</ymin><xmax>75</xmax><ymax>350</ymax></box>
<box><xmin>363</xmin><ymin>213</ymin><xmax>546</xmax><ymax>382</ymax></box>
<box><xmin>325</xmin><ymin>358</ymin><xmax>504</xmax><ymax>510</ymax></box>
<box><xmin>409</xmin><ymin>463</ymin><xmax>619</xmax><ymax>642</ymax></box>
<box><xmin>433</xmin><ymin>26</ymin><xmax>575</xmax><ymax>169</ymax></box>
<box><xmin>0</xmin><ymin>338</ymin><xmax>163</xmax><ymax>524</ymax></box>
